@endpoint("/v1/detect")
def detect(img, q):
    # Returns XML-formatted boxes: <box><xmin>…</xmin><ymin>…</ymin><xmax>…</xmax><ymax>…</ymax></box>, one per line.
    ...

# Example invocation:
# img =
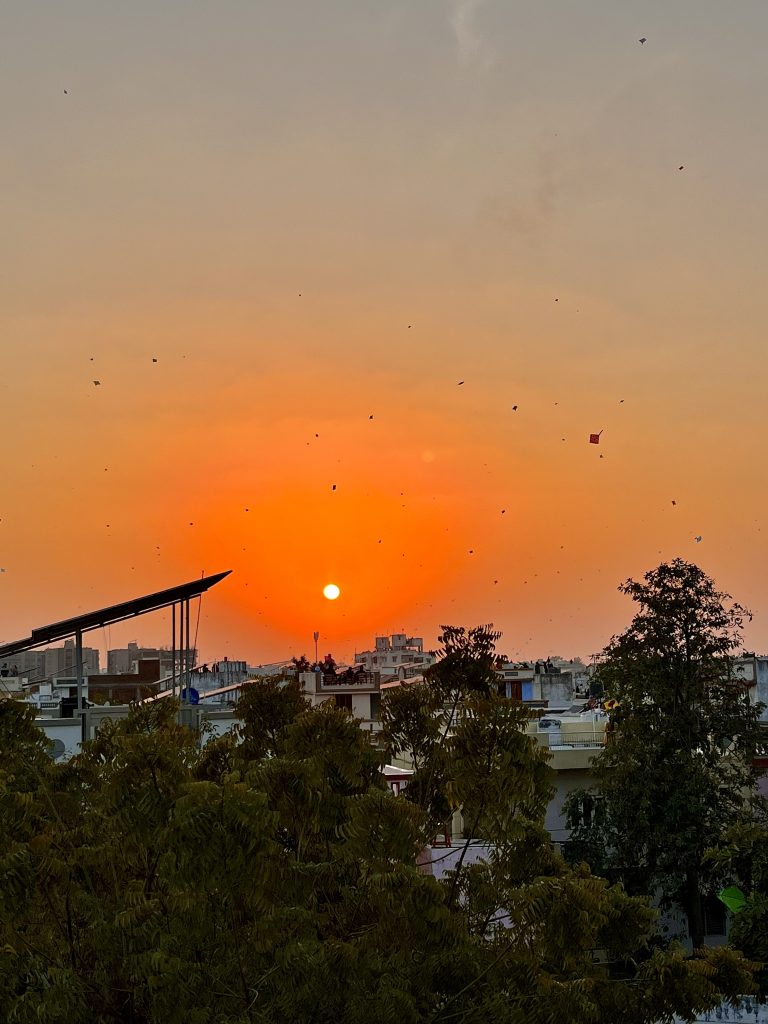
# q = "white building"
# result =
<box><xmin>299</xmin><ymin>668</ymin><xmax>383</xmax><ymax>736</ymax></box>
<box><xmin>355</xmin><ymin>634</ymin><xmax>436</xmax><ymax>681</ymax></box>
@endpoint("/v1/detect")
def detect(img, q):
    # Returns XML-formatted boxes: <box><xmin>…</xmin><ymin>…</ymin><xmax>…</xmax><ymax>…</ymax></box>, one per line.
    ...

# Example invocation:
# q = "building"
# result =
<box><xmin>299</xmin><ymin>667</ymin><xmax>383</xmax><ymax>737</ymax></box>
<box><xmin>1</xmin><ymin>641</ymin><xmax>100</xmax><ymax>683</ymax></box>
<box><xmin>495</xmin><ymin>659</ymin><xmax>577</xmax><ymax>706</ymax></box>
<box><xmin>354</xmin><ymin>634</ymin><xmax>436</xmax><ymax>681</ymax></box>
<box><xmin>191</xmin><ymin>658</ymin><xmax>249</xmax><ymax>692</ymax></box>
<box><xmin>1</xmin><ymin>649</ymin><xmax>46</xmax><ymax>681</ymax></box>
<box><xmin>107</xmin><ymin>642</ymin><xmax>195</xmax><ymax>677</ymax></box>
<box><xmin>46</xmin><ymin>640</ymin><xmax>100</xmax><ymax>680</ymax></box>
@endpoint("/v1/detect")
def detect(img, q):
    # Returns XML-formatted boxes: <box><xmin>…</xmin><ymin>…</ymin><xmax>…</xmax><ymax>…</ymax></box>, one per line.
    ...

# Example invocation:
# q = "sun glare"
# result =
<box><xmin>323</xmin><ymin>583</ymin><xmax>341</xmax><ymax>601</ymax></box>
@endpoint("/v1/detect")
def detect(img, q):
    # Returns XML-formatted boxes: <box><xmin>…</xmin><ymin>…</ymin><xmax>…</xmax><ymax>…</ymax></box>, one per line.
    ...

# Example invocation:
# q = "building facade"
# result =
<box><xmin>354</xmin><ymin>634</ymin><xmax>436</xmax><ymax>681</ymax></box>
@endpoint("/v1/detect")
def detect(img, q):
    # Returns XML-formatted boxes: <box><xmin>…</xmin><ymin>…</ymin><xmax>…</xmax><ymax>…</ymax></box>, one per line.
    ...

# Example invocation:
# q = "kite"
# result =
<box><xmin>639</xmin><ymin>37</ymin><xmax>646</xmax><ymax>44</ymax></box>
<box><xmin>695</xmin><ymin>535</ymin><xmax>702</xmax><ymax>543</ymax></box>
<box><xmin>717</xmin><ymin>886</ymin><xmax>747</xmax><ymax>914</ymax></box>
<box><xmin>589</xmin><ymin>431</ymin><xmax>602</xmax><ymax>444</ymax></box>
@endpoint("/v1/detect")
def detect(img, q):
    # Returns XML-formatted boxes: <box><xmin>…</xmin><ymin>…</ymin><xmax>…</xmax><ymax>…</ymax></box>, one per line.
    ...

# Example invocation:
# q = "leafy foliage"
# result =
<box><xmin>706</xmin><ymin>814</ymin><xmax>768</xmax><ymax>994</ymax></box>
<box><xmin>0</xmin><ymin>622</ymin><xmax>758</xmax><ymax>1022</ymax></box>
<box><xmin>564</xmin><ymin>559</ymin><xmax>765</xmax><ymax>950</ymax></box>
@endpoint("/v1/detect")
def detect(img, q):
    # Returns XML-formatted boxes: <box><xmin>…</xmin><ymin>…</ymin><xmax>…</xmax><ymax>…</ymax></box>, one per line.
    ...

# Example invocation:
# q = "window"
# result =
<box><xmin>334</xmin><ymin>693</ymin><xmax>352</xmax><ymax>712</ymax></box>
<box><xmin>703</xmin><ymin>893</ymin><xmax>727</xmax><ymax>937</ymax></box>
<box><xmin>369</xmin><ymin>693</ymin><xmax>380</xmax><ymax>720</ymax></box>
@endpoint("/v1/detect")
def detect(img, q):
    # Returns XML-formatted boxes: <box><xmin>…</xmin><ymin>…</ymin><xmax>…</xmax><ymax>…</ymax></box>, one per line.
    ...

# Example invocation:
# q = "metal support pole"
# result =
<box><xmin>185</xmin><ymin>597</ymin><xmax>191</xmax><ymax>702</ymax></box>
<box><xmin>171</xmin><ymin>602</ymin><xmax>176</xmax><ymax>698</ymax></box>
<box><xmin>180</xmin><ymin>599</ymin><xmax>186</xmax><ymax>704</ymax></box>
<box><xmin>75</xmin><ymin>629</ymin><xmax>85</xmax><ymax>741</ymax></box>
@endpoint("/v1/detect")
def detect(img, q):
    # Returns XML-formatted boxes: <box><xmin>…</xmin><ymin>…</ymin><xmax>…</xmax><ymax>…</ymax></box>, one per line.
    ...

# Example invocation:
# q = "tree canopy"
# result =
<box><xmin>565</xmin><ymin>559</ymin><xmax>765</xmax><ymax>950</ymax></box>
<box><xmin>0</xmin><ymin>616</ymin><xmax>759</xmax><ymax>1021</ymax></box>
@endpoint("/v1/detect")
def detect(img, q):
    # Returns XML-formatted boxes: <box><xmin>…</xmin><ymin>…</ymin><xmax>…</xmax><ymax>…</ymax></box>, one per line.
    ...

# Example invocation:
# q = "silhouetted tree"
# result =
<box><xmin>565</xmin><ymin>560</ymin><xmax>764</xmax><ymax>950</ymax></box>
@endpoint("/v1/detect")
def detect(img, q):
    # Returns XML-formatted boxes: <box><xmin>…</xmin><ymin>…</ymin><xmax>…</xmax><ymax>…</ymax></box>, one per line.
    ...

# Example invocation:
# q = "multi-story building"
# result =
<box><xmin>299</xmin><ymin>667</ymin><xmax>383</xmax><ymax>738</ymax></box>
<box><xmin>108</xmin><ymin>642</ymin><xmax>195</xmax><ymax>677</ymax></box>
<box><xmin>190</xmin><ymin>659</ymin><xmax>249</xmax><ymax>693</ymax></box>
<box><xmin>354</xmin><ymin>634</ymin><xmax>436</xmax><ymax>681</ymax></box>
<box><xmin>1</xmin><ymin>641</ymin><xmax>100</xmax><ymax>682</ymax></box>
<box><xmin>1</xmin><ymin>649</ymin><xmax>46</xmax><ymax>681</ymax></box>
<box><xmin>45</xmin><ymin>640</ymin><xmax>100</xmax><ymax>680</ymax></box>
<box><xmin>495</xmin><ymin>659</ymin><xmax>578</xmax><ymax>705</ymax></box>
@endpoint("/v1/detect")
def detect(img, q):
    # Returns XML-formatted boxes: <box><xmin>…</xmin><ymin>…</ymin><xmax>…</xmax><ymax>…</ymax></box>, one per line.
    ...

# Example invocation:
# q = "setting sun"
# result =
<box><xmin>323</xmin><ymin>583</ymin><xmax>341</xmax><ymax>601</ymax></box>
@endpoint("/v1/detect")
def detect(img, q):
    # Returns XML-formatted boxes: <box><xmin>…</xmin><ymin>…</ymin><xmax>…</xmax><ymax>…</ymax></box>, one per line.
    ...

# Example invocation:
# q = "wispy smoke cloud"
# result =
<box><xmin>448</xmin><ymin>0</ymin><xmax>491</xmax><ymax>67</ymax></box>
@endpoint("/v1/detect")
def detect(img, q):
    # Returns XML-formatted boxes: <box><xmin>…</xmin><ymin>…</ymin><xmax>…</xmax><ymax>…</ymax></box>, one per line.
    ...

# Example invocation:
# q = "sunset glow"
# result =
<box><xmin>323</xmin><ymin>584</ymin><xmax>341</xmax><ymax>602</ymax></box>
<box><xmin>1</xmin><ymin>3</ymin><xmax>767</xmax><ymax>667</ymax></box>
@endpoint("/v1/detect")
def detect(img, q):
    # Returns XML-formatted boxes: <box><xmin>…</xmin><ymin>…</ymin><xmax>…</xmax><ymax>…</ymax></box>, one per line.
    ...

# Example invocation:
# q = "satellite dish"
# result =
<box><xmin>180</xmin><ymin>687</ymin><xmax>200</xmax><ymax>706</ymax></box>
<box><xmin>47</xmin><ymin>738</ymin><xmax>66</xmax><ymax>760</ymax></box>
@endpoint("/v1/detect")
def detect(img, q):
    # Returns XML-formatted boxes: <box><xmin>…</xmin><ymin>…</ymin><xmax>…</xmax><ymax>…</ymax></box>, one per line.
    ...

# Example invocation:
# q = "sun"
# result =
<box><xmin>323</xmin><ymin>583</ymin><xmax>341</xmax><ymax>601</ymax></box>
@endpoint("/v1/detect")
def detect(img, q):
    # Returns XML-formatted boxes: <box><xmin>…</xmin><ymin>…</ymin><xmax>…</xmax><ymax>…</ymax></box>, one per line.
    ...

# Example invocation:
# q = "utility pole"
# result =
<box><xmin>313</xmin><ymin>631</ymin><xmax>319</xmax><ymax>664</ymax></box>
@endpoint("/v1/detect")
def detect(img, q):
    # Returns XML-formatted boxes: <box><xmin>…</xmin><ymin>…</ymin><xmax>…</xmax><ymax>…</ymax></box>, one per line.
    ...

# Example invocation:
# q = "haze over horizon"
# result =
<box><xmin>2</xmin><ymin>1</ymin><xmax>767</xmax><ymax>666</ymax></box>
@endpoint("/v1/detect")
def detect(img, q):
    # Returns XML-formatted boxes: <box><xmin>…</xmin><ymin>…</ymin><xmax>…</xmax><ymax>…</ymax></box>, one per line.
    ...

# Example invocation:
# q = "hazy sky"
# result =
<box><xmin>2</xmin><ymin>1</ymin><xmax>767</xmax><ymax>666</ymax></box>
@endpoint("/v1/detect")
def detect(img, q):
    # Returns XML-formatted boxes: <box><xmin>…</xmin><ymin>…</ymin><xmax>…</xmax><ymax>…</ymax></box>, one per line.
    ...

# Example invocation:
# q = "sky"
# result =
<box><xmin>1</xmin><ymin>0</ymin><xmax>767</xmax><ymax>666</ymax></box>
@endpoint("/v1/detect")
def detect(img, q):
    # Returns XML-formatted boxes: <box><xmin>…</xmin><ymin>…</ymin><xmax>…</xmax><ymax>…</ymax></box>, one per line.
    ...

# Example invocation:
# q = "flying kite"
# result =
<box><xmin>717</xmin><ymin>886</ymin><xmax>747</xmax><ymax>914</ymax></box>
<box><xmin>589</xmin><ymin>431</ymin><xmax>602</xmax><ymax>444</ymax></box>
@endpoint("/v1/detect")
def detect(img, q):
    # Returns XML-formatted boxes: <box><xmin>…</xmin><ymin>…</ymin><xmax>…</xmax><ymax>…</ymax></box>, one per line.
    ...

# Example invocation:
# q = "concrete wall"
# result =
<box><xmin>36</xmin><ymin>717</ymin><xmax>82</xmax><ymax>761</ymax></box>
<box><xmin>545</xmin><ymin>768</ymin><xmax>593</xmax><ymax>845</ymax></box>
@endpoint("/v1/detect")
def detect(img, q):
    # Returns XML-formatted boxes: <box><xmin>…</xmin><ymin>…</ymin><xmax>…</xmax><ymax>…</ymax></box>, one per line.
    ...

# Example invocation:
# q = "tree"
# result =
<box><xmin>0</xmin><ymin>630</ymin><xmax>758</xmax><ymax>1023</ymax></box>
<box><xmin>565</xmin><ymin>559</ymin><xmax>764</xmax><ymax>950</ymax></box>
<box><xmin>706</xmin><ymin>813</ymin><xmax>768</xmax><ymax>995</ymax></box>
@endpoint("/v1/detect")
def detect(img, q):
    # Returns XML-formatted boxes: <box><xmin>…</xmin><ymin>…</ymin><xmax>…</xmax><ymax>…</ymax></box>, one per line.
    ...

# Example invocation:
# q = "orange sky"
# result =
<box><xmin>1</xmin><ymin>2</ymin><xmax>767</xmax><ymax>665</ymax></box>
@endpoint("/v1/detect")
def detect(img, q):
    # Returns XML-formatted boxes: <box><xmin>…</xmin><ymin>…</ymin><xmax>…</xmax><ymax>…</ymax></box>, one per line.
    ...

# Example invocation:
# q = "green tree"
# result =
<box><xmin>565</xmin><ymin>559</ymin><xmax>764</xmax><ymax>950</ymax></box>
<box><xmin>706</xmin><ymin>814</ymin><xmax>768</xmax><ymax>995</ymax></box>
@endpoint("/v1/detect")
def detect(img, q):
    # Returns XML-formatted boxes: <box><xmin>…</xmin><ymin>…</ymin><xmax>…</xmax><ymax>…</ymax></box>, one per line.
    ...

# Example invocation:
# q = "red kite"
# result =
<box><xmin>589</xmin><ymin>432</ymin><xmax>602</xmax><ymax>444</ymax></box>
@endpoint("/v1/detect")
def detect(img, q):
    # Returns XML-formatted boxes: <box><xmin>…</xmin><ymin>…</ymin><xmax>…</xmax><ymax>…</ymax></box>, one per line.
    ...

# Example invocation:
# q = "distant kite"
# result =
<box><xmin>695</xmin><ymin>535</ymin><xmax>702</xmax><ymax>543</ymax></box>
<box><xmin>589</xmin><ymin>432</ymin><xmax>602</xmax><ymax>444</ymax></box>
<box><xmin>93</xmin><ymin>380</ymin><xmax>101</xmax><ymax>386</ymax></box>
<box><xmin>639</xmin><ymin>37</ymin><xmax>646</xmax><ymax>44</ymax></box>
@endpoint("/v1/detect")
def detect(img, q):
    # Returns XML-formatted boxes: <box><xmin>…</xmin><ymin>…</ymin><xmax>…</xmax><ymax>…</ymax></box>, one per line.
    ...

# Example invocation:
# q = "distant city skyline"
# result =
<box><xmin>2</xmin><ymin>1</ymin><xmax>767</xmax><ymax>662</ymax></box>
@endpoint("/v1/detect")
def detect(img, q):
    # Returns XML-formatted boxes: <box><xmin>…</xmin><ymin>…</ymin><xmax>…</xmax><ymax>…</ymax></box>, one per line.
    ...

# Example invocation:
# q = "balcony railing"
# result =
<box><xmin>319</xmin><ymin>670</ymin><xmax>378</xmax><ymax>689</ymax></box>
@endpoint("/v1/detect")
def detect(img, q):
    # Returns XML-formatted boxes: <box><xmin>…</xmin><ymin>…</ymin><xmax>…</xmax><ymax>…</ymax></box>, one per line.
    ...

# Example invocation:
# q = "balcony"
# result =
<box><xmin>318</xmin><ymin>670</ymin><xmax>379</xmax><ymax>690</ymax></box>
